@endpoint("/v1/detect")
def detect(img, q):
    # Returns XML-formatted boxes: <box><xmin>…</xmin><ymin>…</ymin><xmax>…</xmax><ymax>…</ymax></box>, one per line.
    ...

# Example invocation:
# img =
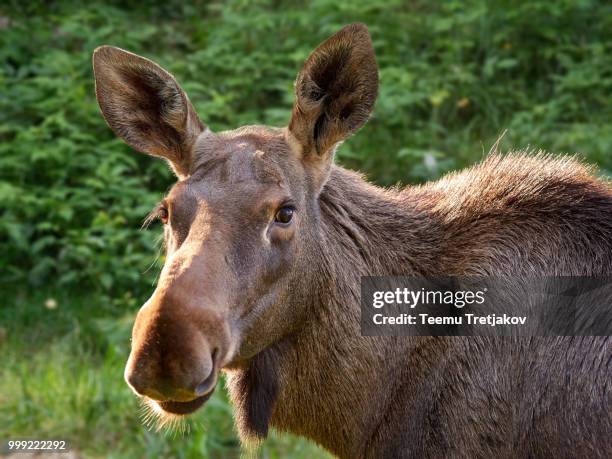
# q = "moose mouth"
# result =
<box><xmin>155</xmin><ymin>389</ymin><xmax>215</xmax><ymax>415</ymax></box>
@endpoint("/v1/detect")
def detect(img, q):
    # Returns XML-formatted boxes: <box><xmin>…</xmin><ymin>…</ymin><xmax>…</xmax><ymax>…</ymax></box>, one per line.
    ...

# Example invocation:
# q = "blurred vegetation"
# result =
<box><xmin>0</xmin><ymin>0</ymin><xmax>610</xmax><ymax>458</ymax></box>
<box><xmin>1</xmin><ymin>0</ymin><xmax>611</xmax><ymax>294</ymax></box>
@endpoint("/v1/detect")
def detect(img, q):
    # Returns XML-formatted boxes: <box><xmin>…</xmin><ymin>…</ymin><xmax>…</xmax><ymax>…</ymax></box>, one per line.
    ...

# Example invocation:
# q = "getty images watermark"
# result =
<box><xmin>361</xmin><ymin>277</ymin><xmax>612</xmax><ymax>336</ymax></box>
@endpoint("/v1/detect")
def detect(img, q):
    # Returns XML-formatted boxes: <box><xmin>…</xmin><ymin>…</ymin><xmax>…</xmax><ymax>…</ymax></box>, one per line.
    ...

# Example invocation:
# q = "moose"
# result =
<box><xmin>93</xmin><ymin>24</ymin><xmax>612</xmax><ymax>458</ymax></box>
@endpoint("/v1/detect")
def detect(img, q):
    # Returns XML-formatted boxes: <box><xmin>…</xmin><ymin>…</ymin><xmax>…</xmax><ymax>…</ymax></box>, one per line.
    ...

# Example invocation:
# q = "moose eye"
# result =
<box><xmin>158</xmin><ymin>206</ymin><xmax>169</xmax><ymax>224</ymax></box>
<box><xmin>274</xmin><ymin>206</ymin><xmax>294</xmax><ymax>224</ymax></box>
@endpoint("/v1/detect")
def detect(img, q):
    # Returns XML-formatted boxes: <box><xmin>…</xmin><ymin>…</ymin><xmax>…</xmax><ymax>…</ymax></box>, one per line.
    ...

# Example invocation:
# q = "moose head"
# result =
<box><xmin>93</xmin><ymin>23</ymin><xmax>378</xmax><ymax>419</ymax></box>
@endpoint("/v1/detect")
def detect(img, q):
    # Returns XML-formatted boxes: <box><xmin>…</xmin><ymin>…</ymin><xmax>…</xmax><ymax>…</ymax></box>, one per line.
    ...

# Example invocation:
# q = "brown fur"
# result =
<box><xmin>93</xmin><ymin>23</ymin><xmax>612</xmax><ymax>458</ymax></box>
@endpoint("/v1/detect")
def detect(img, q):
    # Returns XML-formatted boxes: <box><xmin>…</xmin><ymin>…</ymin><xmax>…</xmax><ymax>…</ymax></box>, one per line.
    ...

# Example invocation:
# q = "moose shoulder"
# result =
<box><xmin>93</xmin><ymin>23</ymin><xmax>612</xmax><ymax>458</ymax></box>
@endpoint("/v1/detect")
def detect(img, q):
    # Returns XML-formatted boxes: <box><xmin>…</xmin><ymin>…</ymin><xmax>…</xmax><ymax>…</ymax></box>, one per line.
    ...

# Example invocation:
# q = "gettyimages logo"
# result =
<box><xmin>361</xmin><ymin>276</ymin><xmax>612</xmax><ymax>336</ymax></box>
<box><xmin>372</xmin><ymin>287</ymin><xmax>487</xmax><ymax>309</ymax></box>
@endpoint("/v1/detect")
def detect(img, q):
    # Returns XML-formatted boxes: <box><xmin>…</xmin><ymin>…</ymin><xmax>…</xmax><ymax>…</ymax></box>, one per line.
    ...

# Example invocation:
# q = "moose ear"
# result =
<box><xmin>288</xmin><ymin>23</ymin><xmax>378</xmax><ymax>162</ymax></box>
<box><xmin>93</xmin><ymin>46</ymin><xmax>204</xmax><ymax>177</ymax></box>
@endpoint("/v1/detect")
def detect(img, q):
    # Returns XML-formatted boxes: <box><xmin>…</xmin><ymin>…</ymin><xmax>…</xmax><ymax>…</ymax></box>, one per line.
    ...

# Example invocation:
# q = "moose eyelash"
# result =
<box><xmin>142</xmin><ymin>202</ymin><xmax>164</xmax><ymax>230</ymax></box>
<box><xmin>279</xmin><ymin>199</ymin><xmax>297</xmax><ymax>210</ymax></box>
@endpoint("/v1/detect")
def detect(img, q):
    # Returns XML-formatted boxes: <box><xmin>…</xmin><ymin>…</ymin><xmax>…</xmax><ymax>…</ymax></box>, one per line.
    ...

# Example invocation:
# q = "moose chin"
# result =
<box><xmin>93</xmin><ymin>23</ymin><xmax>612</xmax><ymax>458</ymax></box>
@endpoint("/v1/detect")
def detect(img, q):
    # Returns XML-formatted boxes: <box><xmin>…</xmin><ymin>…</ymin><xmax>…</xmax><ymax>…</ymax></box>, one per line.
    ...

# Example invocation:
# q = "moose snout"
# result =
<box><xmin>124</xmin><ymin>293</ymin><xmax>231</xmax><ymax>412</ymax></box>
<box><xmin>125</xmin><ymin>343</ymin><xmax>218</xmax><ymax>402</ymax></box>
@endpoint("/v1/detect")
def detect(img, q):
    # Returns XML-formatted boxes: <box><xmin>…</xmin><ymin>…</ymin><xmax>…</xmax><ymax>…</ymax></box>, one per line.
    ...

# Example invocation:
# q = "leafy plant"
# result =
<box><xmin>1</xmin><ymin>0</ymin><xmax>610</xmax><ymax>294</ymax></box>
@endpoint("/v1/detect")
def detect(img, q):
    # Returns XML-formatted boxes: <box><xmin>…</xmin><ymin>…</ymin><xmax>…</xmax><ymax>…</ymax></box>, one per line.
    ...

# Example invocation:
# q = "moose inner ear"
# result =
<box><xmin>289</xmin><ymin>23</ymin><xmax>378</xmax><ymax>163</ymax></box>
<box><xmin>93</xmin><ymin>46</ymin><xmax>204</xmax><ymax>178</ymax></box>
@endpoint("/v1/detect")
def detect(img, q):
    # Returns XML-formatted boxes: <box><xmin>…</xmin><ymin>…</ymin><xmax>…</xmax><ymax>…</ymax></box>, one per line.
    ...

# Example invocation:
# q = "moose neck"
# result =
<box><xmin>227</xmin><ymin>165</ymin><xmax>444</xmax><ymax>457</ymax></box>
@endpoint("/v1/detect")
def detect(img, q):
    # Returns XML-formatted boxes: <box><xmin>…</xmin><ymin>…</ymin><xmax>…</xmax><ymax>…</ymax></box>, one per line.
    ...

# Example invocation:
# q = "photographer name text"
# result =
<box><xmin>373</xmin><ymin>313</ymin><xmax>527</xmax><ymax>327</ymax></box>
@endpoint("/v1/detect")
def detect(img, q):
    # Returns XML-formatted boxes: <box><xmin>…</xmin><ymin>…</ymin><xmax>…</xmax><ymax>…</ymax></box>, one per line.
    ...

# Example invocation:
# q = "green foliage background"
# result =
<box><xmin>2</xmin><ymin>0</ymin><xmax>611</xmax><ymax>294</ymax></box>
<box><xmin>0</xmin><ymin>1</ymin><xmax>610</xmax><ymax>458</ymax></box>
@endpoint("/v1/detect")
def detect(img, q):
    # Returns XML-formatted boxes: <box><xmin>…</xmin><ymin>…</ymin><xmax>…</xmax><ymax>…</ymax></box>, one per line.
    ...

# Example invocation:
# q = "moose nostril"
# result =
<box><xmin>195</xmin><ymin>348</ymin><xmax>219</xmax><ymax>396</ymax></box>
<box><xmin>125</xmin><ymin>372</ymin><xmax>147</xmax><ymax>396</ymax></box>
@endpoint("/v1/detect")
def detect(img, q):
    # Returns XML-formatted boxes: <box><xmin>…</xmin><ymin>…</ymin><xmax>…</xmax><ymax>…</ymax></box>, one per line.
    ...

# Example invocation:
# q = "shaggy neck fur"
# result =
<box><xmin>225</xmin><ymin>155</ymin><xmax>612</xmax><ymax>458</ymax></box>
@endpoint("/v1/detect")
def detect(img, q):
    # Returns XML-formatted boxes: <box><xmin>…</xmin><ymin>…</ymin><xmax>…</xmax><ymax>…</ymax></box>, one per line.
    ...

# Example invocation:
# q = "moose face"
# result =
<box><xmin>93</xmin><ymin>23</ymin><xmax>378</xmax><ymax>417</ymax></box>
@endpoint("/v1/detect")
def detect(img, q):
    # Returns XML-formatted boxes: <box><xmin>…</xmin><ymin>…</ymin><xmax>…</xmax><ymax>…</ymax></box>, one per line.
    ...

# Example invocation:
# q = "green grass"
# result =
<box><xmin>0</xmin><ymin>292</ymin><xmax>331</xmax><ymax>458</ymax></box>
